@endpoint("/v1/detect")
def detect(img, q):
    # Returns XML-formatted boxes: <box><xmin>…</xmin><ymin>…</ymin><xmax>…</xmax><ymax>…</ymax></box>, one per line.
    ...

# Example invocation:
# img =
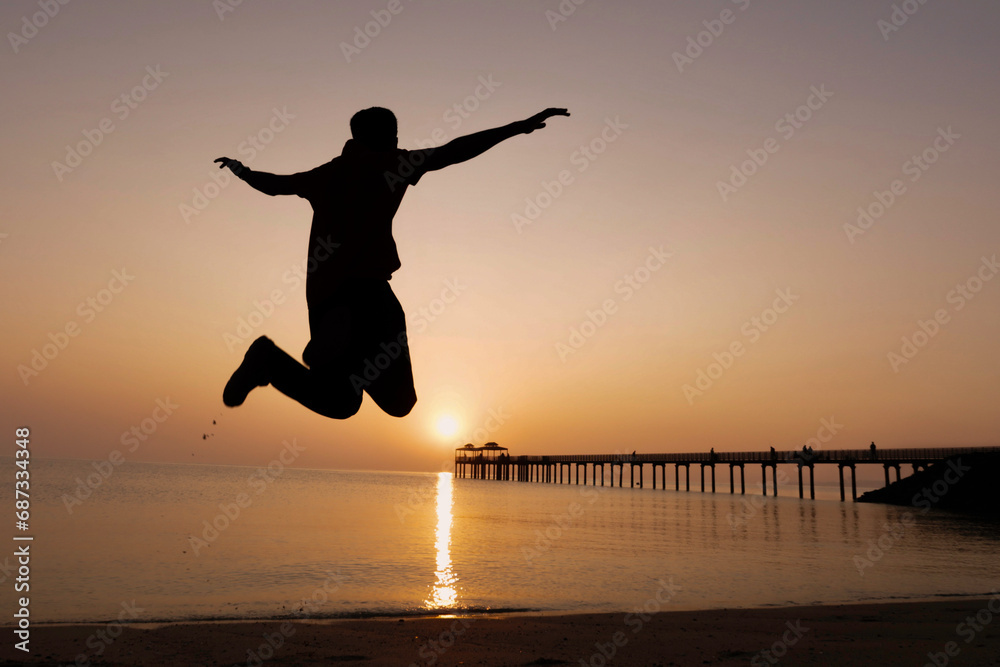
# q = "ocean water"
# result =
<box><xmin>10</xmin><ymin>458</ymin><xmax>1000</xmax><ymax>623</ymax></box>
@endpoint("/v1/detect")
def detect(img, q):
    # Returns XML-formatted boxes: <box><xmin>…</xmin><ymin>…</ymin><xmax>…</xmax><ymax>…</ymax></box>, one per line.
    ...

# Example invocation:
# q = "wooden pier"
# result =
<box><xmin>454</xmin><ymin>445</ymin><xmax>1000</xmax><ymax>502</ymax></box>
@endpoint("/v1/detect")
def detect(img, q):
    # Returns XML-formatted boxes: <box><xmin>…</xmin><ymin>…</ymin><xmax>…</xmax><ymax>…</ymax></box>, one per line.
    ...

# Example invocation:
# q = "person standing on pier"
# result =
<box><xmin>216</xmin><ymin>106</ymin><xmax>570</xmax><ymax>419</ymax></box>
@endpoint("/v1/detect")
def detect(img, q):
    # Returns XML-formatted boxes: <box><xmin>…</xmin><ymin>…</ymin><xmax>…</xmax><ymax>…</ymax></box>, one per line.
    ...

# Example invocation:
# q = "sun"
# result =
<box><xmin>435</xmin><ymin>415</ymin><xmax>459</xmax><ymax>438</ymax></box>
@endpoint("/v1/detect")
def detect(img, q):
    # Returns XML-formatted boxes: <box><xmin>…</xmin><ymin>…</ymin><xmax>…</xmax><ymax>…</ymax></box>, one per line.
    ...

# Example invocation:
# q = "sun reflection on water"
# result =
<box><xmin>426</xmin><ymin>471</ymin><xmax>458</xmax><ymax>609</ymax></box>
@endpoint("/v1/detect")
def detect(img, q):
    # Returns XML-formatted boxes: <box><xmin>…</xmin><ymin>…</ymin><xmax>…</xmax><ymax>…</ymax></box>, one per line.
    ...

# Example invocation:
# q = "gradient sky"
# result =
<box><xmin>2</xmin><ymin>0</ymin><xmax>999</xmax><ymax>473</ymax></box>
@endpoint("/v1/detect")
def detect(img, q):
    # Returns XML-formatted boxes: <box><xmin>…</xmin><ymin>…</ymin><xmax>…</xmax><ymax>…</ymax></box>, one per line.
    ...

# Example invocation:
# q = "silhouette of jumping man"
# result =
<box><xmin>217</xmin><ymin>107</ymin><xmax>570</xmax><ymax>419</ymax></box>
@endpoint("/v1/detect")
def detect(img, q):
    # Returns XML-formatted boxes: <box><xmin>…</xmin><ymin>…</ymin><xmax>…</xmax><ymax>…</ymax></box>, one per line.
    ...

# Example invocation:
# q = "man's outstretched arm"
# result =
<box><xmin>213</xmin><ymin>157</ymin><xmax>299</xmax><ymax>196</ymax></box>
<box><xmin>418</xmin><ymin>108</ymin><xmax>570</xmax><ymax>173</ymax></box>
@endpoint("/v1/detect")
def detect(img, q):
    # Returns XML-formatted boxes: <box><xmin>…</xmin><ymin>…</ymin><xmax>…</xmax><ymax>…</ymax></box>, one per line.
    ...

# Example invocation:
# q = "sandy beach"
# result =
<box><xmin>5</xmin><ymin>598</ymin><xmax>999</xmax><ymax>666</ymax></box>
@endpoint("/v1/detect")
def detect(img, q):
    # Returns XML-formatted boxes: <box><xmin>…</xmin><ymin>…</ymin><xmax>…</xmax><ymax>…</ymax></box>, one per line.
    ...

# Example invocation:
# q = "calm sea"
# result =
<box><xmin>9</xmin><ymin>458</ymin><xmax>1000</xmax><ymax>623</ymax></box>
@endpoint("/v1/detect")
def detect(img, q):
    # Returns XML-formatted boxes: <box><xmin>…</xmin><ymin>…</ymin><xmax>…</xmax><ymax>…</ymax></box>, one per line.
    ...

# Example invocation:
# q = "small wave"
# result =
<box><xmin>33</xmin><ymin>606</ymin><xmax>543</xmax><ymax>626</ymax></box>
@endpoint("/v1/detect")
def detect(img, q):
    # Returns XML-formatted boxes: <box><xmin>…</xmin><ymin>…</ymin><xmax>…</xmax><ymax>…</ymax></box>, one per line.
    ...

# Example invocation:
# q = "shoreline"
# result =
<box><xmin>7</xmin><ymin>598</ymin><xmax>999</xmax><ymax>666</ymax></box>
<box><xmin>15</xmin><ymin>591</ymin><xmax>997</xmax><ymax>628</ymax></box>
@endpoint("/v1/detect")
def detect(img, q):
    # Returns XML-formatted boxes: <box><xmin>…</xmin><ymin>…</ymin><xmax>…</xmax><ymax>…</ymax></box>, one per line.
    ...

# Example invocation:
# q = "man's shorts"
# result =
<box><xmin>303</xmin><ymin>280</ymin><xmax>413</xmax><ymax>397</ymax></box>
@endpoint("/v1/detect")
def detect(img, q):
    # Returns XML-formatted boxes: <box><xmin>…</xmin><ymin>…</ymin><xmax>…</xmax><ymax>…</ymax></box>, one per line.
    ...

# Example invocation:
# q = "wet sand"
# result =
<box><xmin>5</xmin><ymin>598</ymin><xmax>1000</xmax><ymax>666</ymax></box>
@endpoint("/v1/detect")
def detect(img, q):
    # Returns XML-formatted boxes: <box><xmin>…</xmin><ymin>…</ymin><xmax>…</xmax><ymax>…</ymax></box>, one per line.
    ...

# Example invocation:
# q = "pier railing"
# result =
<box><xmin>461</xmin><ymin>446</ymin><xmax>1000</xmax><ymax>464</ymax></box>
<box><xmin>454</xmin><ymin>445</ymin><xmax>1000</xmax><ymax>502</ymax></box>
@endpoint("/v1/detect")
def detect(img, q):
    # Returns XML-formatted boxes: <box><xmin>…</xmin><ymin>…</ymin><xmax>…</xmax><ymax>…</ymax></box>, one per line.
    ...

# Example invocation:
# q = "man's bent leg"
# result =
<box><xmin>267</xmin><ymin>343</ymin><xmax>363</xmax><ymax>419</ymax></box>
<box><xmin>348</xmin><ymin>282</ymin><xmax>417</xmax><ymax>418</ymax></box>
<box><xmin>366</xmin><ymin>364</ymin><xmax>417</xmax><ymax>417</ymax></box>
<box><xmin>226</xmin><ymin>336</ymin><xmax>362</xmax><ymax>418</ymax></box>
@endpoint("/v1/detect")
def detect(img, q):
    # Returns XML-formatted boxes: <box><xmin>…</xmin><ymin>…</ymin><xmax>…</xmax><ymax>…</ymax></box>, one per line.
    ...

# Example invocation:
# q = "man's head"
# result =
<box><xmin>350</xmin><ymin>107</ymin><xmax>398</xmax><ymax>151</ymax></box>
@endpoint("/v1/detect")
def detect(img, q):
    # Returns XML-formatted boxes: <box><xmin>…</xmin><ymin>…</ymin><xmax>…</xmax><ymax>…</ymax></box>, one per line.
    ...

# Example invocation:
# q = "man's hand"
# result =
<box><xmin>214</xmin><ymin>157</ymin><xmax>246</xmax><ymax>174</ymax></box>
<box><xmin>520</xmin><ymin>108</ymin><xmax>570</xmax><ymax>134</ymax></box>
<box><xmin>403</xmin><ymin>109</ymin><xmax>572</xmax><ymax>174</ymax></box>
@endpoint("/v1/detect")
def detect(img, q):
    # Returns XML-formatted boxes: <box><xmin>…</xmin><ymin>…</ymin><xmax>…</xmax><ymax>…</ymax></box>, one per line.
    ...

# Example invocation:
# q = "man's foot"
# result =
<box><xmin>223</xmin><ymin>336</ymin><xmax>275</xmax><ymax>407</ymax></box>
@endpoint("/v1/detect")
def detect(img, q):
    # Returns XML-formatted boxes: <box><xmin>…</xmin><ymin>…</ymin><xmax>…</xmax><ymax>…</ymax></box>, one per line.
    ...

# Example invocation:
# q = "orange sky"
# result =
<box><xmin>2</xmin><ymin>0</ymin><xmax>998</xmax><ymax>472</ymax></box>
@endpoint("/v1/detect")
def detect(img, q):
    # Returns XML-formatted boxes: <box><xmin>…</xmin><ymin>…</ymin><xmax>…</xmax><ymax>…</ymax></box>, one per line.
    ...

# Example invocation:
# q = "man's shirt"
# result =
<box><xmin>286</xmin><ymin>139</ymin><xmax>425</xmax><ymax>310</ymax></box>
